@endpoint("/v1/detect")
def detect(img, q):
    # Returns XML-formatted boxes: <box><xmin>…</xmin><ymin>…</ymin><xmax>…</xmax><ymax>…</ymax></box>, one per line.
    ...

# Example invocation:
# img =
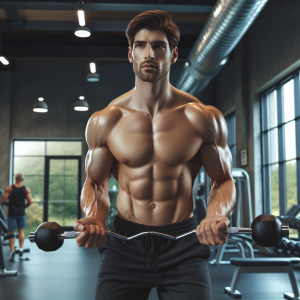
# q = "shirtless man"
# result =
<box><xmin>2</xmin><ymin>173</ymin><xmax>32</xmax><ymax>261</ymax></box>
<box><xmin>74</xmin><ymin>10</ymin><xmax>236</xmax><ymax>300</ymax></box>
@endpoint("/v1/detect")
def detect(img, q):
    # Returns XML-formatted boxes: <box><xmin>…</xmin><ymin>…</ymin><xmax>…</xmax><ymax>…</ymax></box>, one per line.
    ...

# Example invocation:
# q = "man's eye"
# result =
<box><xmin>136</xmin><ymin>44</ymin><xmax>143</xmax><ymax>48</ymax></box>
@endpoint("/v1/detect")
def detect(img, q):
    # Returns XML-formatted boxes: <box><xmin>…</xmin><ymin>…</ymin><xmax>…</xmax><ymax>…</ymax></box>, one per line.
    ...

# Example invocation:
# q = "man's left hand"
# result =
<box><xmin>196</xmin><ymin>215</ymin><xmax>230</xmax><ymax>246</ymax></box>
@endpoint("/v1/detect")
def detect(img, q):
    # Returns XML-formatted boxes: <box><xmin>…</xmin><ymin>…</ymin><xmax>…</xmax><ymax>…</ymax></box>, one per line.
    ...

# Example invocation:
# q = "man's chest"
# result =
<box><xmin>106</xmin><ymin>110</ymin><xmax>203</xmax><ymax>168</ymax></box>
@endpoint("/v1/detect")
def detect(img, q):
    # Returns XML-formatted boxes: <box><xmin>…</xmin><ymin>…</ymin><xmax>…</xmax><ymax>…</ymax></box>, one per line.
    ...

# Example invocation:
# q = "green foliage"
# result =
<box><xmin>286</xmin><ymin>162</ymin><xmax>297</xmax><ymax>211</ymax></box>
<box><xmin>46</xmin><ymin>141</ymin><xmax>82</xmax><ymax>156</ymax></box>
<box><xmin>26</xmin><ymin>202</ymin><xmax>43</xmax><ymax>228</ymax></box>
<box><xmin>271</xmin><ymin>162</ymin><xmax>297</xmax><ymax>215</ymax></box>
<box><xmin>14</xmin><ymin>157</ymin><xmax>45</xmax><ymax>175</ymax></box>
<box><xmin>271</xmin><ymin>166</ymin><xmax>279</xmax><ymax>216</ymax></box>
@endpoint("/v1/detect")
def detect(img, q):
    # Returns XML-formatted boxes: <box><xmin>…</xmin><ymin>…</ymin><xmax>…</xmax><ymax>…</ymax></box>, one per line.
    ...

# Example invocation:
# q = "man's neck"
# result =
<box><xmin>132</xmin><ymin>74</ymin><xmax>173</xmax><ymax>118</ymax></box>
<box><xmin>14</xmin><ymin>182</ymin><xmax>23</xmax><ymax>187</ymax></box>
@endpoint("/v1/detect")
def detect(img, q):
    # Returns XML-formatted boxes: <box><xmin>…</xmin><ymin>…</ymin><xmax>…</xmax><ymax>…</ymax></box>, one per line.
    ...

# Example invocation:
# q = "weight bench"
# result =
<box><xmin>224</xmin><ymin>258</ymin><xmax>300</xmax><ymax>300</ymax></box>
<box><xmin>210</xmin><ymin>234</ymin><xmax>255</xmax><ymax>265</ymax></box>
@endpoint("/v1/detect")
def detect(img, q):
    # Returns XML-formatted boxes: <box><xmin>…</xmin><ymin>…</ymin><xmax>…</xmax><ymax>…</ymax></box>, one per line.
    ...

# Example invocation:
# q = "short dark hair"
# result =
<box><xmin>126</xmin><ymin>10</ymin><xmax>180</xmax><ymax>51</ymax></box>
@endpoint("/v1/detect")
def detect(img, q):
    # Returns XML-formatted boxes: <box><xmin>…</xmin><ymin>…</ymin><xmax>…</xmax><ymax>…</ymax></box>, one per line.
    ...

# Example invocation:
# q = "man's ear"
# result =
<box><xmin>170</xmin><ymin>47</ymin><xmax>178</xmax><ymax>64</ymax></box>
<box><xmin>128</xmin><ymin>46</ymin><xmax>133</xmax><ymax>63</ymax></box>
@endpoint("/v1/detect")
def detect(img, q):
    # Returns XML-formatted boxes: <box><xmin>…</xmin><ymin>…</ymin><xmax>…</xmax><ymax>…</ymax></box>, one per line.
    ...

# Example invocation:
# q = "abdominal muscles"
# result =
<box><xmin>116</xmin><ymin>162</ymin><xmax>195</xmax><ymax>225</ymax></box>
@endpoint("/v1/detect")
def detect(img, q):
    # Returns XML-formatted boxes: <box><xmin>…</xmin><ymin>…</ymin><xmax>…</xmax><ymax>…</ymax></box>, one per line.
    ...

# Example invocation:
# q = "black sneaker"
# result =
<box><xmin>19</xmin><ymin>250</ymin><xmax>23</xmax><ymax>258</ymax></box>
<box><xmin>9</xmin><ymin>250</ymin><xmax>15</xmax><ymax>262</ymax></box>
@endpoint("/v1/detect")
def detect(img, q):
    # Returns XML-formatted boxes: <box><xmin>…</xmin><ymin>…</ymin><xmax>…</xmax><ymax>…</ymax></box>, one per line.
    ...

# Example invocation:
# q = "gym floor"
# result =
<box><xmin>1</xmin><ymin>239</ymin><xmax>299</xmax><ymax>300</ymax></box>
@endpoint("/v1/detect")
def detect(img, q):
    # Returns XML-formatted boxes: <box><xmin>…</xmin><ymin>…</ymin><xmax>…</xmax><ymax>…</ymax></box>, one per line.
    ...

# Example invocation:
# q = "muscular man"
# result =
<box><xmin>74</xmin><ymin>11</ymin><xmax>236</xmax><ymax>300</ymax></box>
<box><xmin>2</xmin><ymin>173</ymin><xmax>32</xmax><ymax>261</ymax></box>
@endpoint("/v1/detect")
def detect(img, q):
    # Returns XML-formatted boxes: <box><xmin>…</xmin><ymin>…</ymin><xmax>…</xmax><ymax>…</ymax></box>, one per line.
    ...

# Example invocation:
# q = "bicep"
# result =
<box><xmin>86</xmin><ymin>146</ymin><xmax>114</xmax><ymax>185</ymax></box>
<box><xmin>199</xmin><ymin>142</ymin><xmax>232</xmax><ymax>185</ymax></box>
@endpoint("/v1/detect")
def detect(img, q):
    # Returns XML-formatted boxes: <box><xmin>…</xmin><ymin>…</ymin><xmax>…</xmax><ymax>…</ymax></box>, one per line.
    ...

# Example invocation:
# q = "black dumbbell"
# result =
<box><xmin>294</xmin><ymin>242</ymin><xmax>300</xmax><ymax>257</ymax></box>
<box><xmin>29</xmin><ymin>214</ymin><xmax>289</xmax><ymax>252</ymax></box>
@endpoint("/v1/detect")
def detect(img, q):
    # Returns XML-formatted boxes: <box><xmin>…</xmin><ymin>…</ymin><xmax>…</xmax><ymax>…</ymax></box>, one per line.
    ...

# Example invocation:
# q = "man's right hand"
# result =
<box><xmin>74</xmin><ymin>217</ymin><xmax>106</xmax><ymax>248</ymax></box>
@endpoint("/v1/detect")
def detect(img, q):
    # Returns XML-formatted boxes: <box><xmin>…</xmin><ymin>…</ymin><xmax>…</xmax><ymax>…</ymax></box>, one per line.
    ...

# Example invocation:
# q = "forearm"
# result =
<box><xmin>80</xmin><ymin>178</ymin><xmax>110</xmax><ymax>222</ymax></box>
<box><xmin>206</xmin><ymin>179</ymin><xmax>236</xmax><ymax>217</ymax></box>
<box><xmin>25</xmin><ymin>202</ymin><xmax>31</xmax><ymax>208</ymax></box>
<box><xmin>2</xmin><ymin>201</ymin><xmax>9</xmax><ymax>206</ymax></box>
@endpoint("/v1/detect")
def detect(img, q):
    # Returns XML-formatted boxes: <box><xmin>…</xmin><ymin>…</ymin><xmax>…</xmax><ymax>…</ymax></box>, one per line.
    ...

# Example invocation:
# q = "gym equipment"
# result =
<box><xmin>225</xmin><ymin>209</ymin><xmax>300</xmax><ymax>300</ymax></box>
<box><xmin>278</xmin><ymin>205</ymin><xmax>300</xmax><ymax>231</ymax></box>
<box><xmin>193</xmin><ymin>182</ymin><xmax>207</xmax><ymax>223</ymax></box>
<box><xmin>224</xmin><ymin>258</ymin><xmax>300</xmax><ymax>300</ymax></box>
<box><xmin>276</xmin><ymin>238</ymin><xmax>300</xmax><ymax>257</ymax></box>
<box><xmin>0</xmin><ymin>189</ymin><xmax>17</xmax><ymax>276</ymax></box>
<box><xmin>29</xmin><ymin>214</ymin><xmax>289</xmax><ymax>252</ymax></box>
<box><xmin>210</xmin><ymin>168</ymin><xmax>256</xmax><ymax>265</ymax></box>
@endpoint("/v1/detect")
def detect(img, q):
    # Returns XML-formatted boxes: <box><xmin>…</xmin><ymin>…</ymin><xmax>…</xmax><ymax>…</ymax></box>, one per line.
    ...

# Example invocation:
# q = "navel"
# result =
<box><xmin>150</xmin><ymin>203</ymin><xmax>156</xmax><ymax>209</ymax></box>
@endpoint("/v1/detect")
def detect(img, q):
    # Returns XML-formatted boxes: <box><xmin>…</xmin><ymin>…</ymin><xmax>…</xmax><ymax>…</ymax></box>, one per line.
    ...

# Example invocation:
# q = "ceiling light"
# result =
<box><xmin>74</xmin><ymin>96</ymin><xmax>89</xmax><ymax>111</ymax></box>
<box><xmin>78</xmin><ymin>10</ymin><xmax>85</xmax><ymax>26</ymax></box>
<box><xmin>0</xmin><ymin>56</ymin><xmax>9</xmax><ymax>65</ymax></box>
<box><xmin>33</xmin><ymin>98</ymin><xmax>48</xmax><ymax>113</ymax></box>
<box><xmin>74</xmin><ymin>26</ymin><xmax>91</xmax><ymax>38</ymax></box>
<box><xmin>90</xmin><ymin>62</ymin><xmax>96</xmax><ymax>73</ymax></box>
<box><xmin>86</xmin><ymin>72</ymin><xmax>100</xmax><ymax>82</ymax></box>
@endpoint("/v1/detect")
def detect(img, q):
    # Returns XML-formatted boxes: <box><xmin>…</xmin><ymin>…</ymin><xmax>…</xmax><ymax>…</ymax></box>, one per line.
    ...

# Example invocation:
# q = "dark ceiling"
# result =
<box><xmin>0</xmin><ymin>0</ymin><xmax>218</xmax><ymax>61</ymax></box>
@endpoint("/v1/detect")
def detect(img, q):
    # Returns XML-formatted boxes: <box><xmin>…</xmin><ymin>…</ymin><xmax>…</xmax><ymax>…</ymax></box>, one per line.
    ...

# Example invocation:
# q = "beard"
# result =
<box><xmin>133</xmin><ymin>59</ymin><xmax>171</xmax><ymax>83</ymax></box>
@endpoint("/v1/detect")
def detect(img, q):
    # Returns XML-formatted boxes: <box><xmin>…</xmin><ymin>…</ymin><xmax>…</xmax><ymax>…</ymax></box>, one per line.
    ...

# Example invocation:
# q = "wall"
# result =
<box><xmin>198</xmin><ymin>0</ymin><xmax>300</xmax><ymax>216</ymax></box>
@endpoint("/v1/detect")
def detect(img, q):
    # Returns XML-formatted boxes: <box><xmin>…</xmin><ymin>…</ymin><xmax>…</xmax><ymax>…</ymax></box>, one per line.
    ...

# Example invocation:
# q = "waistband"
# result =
<box><xmin>112</xmin><ymin>214</ymin><xmax>198</xmax><ymax>237</ymax></box>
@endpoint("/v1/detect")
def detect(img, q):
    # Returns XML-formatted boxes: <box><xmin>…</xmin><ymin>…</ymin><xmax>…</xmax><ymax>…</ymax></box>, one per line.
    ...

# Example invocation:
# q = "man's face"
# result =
<box><xmin>128</xmin><ymin>29</ymin><xmax>177</xmax><ymax>82</ymax></box>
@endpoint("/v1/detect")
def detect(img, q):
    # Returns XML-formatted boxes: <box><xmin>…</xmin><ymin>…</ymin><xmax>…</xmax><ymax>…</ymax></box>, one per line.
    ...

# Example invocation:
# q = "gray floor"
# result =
<box><xmin>0</xmin><ymin>239</ymin><xmax>299</xmax><ymax>300</ymax></box>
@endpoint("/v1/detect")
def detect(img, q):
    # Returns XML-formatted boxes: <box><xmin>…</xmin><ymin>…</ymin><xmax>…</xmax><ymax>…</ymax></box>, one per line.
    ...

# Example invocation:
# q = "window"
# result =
<box><xmin>261</xmin><ymin>72</ymin><xmax>300</xmax><ymax>237</ymax></box>
<box><xmin>12</xmin><ymin>140</ymin><xmax>82</xmax><ymax>236</ymax></box>
<box><xmin>225</xmin><ymin>113</ymin><xmax>236</xmax><ymax>168</ymax></box>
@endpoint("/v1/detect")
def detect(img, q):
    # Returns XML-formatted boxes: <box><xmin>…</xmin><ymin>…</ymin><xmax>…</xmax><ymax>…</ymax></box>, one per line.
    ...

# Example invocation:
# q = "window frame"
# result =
<box><xmin>261</xmin><ymin>71</ymin><xmax>300</xmax><ymax>215</ymax></box>
<box><xmin>11</xmin><ymin>138</ymin><xmax>83</xmax><ymax>227</ymax></box>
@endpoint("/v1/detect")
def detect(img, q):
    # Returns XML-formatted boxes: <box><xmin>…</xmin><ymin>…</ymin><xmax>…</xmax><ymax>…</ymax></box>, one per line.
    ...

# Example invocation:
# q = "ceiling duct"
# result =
<box><xmin>175</xmin><ymin>0</ymin><xmax>268</xmax><ymax>95</ymax></box>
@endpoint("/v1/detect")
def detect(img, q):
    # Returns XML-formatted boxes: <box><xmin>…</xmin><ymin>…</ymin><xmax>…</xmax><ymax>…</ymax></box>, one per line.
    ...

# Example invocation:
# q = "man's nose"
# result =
<box><xmin>144</xmin><ymin>44</ymin><xmax>155</xmax><ymax>60</ymax></box>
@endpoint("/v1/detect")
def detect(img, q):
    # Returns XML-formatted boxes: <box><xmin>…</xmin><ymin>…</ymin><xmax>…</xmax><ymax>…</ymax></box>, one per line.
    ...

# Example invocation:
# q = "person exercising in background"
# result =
<box><xmin>74</xmin><ymin>10</ymin><xmax>236</xmax><ymax>300</ymax></box>
<box><xmin>2</xmin><ymin>173</ymin><xmax>32</xmax><ymax>261</ymax></box>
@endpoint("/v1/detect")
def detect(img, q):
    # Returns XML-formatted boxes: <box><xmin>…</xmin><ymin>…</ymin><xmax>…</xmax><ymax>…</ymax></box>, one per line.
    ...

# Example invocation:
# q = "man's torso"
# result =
<box><xmin>95</xmin><ymin>88</ymin><xmax>211</xmax><ymax>225</ymax></box>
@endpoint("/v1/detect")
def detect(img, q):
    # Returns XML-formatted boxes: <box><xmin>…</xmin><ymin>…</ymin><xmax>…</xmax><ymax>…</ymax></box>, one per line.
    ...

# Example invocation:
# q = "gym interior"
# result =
<box><xmin>1</xmin><ymin>0</ymin><xmax>300</xmax><ymax>299</ymax></box>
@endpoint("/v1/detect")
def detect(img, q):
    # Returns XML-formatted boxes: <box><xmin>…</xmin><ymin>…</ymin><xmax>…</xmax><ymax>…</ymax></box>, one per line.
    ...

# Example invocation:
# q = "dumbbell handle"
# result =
<box><xmin>55</xmin><ymin>227</ymin><xmax>252</xmax><ymax>241</ymax></box>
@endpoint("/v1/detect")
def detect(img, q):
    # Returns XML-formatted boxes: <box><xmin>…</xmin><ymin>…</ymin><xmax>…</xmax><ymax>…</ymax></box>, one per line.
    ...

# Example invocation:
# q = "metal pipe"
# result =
<box><xmin>175</xmin><ymin>0</ymin><xmax>268</xmax><ymax>95</ymax></box>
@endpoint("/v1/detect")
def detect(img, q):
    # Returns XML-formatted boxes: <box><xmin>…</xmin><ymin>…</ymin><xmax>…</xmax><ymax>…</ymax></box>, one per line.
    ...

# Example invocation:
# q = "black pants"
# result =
<box><xmin>96</xmin><ymin>215</ymin><xmax>212</xmax><ymax>300</ymax></box>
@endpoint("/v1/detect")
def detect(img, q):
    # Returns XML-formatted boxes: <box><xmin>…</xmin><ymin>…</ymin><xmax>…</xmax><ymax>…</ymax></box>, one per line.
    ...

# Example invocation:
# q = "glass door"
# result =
<box><xmin>44</xmin><ymin>156</ymin><xmax>81</xmax><ymax>229</ymax></box>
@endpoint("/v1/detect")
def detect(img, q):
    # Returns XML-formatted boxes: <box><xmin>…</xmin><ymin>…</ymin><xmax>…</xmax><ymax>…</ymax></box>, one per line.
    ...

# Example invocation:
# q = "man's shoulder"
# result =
<box><xmin>174</xmin><ymin>88</ymin><xmax>218</xmax><ymax>117</ymax></box>
<box><xmin>5</xmin><ymin>185</ymin><xmax>13</xmax><ymax>193</ymax></box>
<box><xmin>89</xmin><ymin>106</ymin><xmax>123</xmax><ymax>127</ymax></box>
<box><xmin>86</xmin><ymin>93</ymin><xmax>134</xmax><ymax>147</ymax></box>
<box><xmin>89</xmin><ymin>90</ymin><xmax>133</xmax><ymax>128</ymax></box>
<box><xmin>182</xmin><ymin>100</ymin><xmax>226</xmax><ymax>144</ymax></box>
<box><xmin>184</xmin><ymin>101</ymin><xmax>220</xmax><ymax>124</ymax></box>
